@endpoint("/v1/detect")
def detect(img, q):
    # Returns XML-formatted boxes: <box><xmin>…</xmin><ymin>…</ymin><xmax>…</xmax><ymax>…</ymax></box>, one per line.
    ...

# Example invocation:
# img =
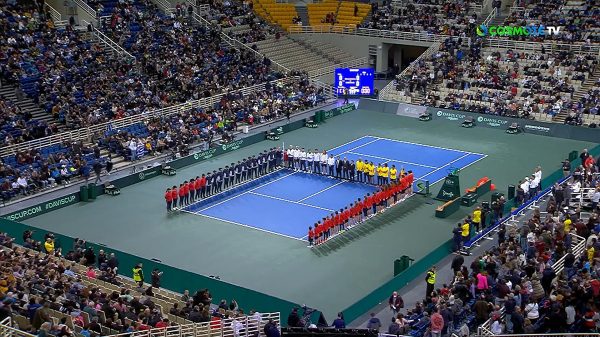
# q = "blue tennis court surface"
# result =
<box><xmin>182</xmin><ymin>136</ymin><xmax>486</xmax><ymax>240</ymax></box>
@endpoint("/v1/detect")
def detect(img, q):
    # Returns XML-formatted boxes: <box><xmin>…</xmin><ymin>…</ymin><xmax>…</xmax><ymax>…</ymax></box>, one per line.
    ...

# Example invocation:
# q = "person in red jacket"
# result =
<box><xmin>199</xmin><ymin>174</ymin><xmax>207</xmax><ymax>198</ymax></box>
<box><xmin>194</xmin><ymin>176</ymin><xmax>201</xmax><ymax>201</ymax></box>
<box><xmin>178</xmin><ymin>183</ymin><xmax>185</xmax><ymax>208</ymax></box>
<box><xmin>308</xmin><ymin>226</ymin><xmax>314</xmax><ymax>246</ymax></box>
<box><xmin>165</xmin><ymin>188</ymin><xmax>173</xmax><ymax>212</ymax></box>
<box><xmin>187</xmin><ymin>180</ymin><xmax>195</xmax><ymax>203</ymax></box>
<box><xmin>170</xmin><ymin>186</ymin><xmax>178</xmax><ymax>210</ymax></box>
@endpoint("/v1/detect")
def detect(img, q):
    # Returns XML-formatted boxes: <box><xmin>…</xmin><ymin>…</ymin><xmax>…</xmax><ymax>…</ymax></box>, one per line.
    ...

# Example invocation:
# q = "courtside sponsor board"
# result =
<box><xmin>3</xmin><ymin>194</ymin><xmax>79</xmax><ymax>221</ymax></box>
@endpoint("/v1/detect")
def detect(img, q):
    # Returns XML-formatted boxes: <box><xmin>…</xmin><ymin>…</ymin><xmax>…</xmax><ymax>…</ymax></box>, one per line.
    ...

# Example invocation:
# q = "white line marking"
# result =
<box><xmin>195</xmin><ymin>170</ymin><xmax>298</xmax><ymax>212</ymax></box>
<box><xmin>180</xmin><ymin>208</ymin><xmax>307</xmax><ymax>242</ymax></box>
<box><xmin>346</xmin><ymin>152</ymin><xmax>438</xmax><ymax>169</ymax></box>
<box><xmin>421</xmin><ymin>153</ymin><xmax>488</xmax><ymax>184</ymax></box>
<box><xmin>368</xmin><ymin>135</ymin><xmax>486</xmax><ymax>157</ymax></box>
<box><xmin>329</xmin><ymin>138</ymin><xmax>380</xmax><ymax>157</ymax></box>
<box><xmin>325</xmin><ymin>135</ymin><xmax>373</xmax><ymax>152</ymax></box>
<box><xmin>249</xmin><ymin>192</ymin><xmax>335</xmax><ymax>212</ymax></box>
<box><xmin>298</xmin><ymin>181</ymin><xmax>346</xmax><ymax>202</ymax></box>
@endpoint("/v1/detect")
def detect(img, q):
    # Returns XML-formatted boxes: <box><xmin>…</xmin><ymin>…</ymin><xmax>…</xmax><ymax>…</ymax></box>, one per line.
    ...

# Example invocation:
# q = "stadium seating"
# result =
<box><xmin>385</xmin><ymin>37</ymin><xmax>599</xmax><ymax>122</ymax></box>
<box><xmin>0</xmin><ymin>231</ymin><xmax>281</xmax><ymax>337</ymax></box>
<box><xmin>252</xmin><ymin>0</ymin><xmax>298</xmax><ymax>31</ymax></box>
<box><xmin>503</xmin><ymin>0</ymin><xmax>600</xmax><ymax>43</ymax></box>
<box><xmin>363</xmin><ymin>0</ymin><xmax>482</xmax><ymax>35</ymax></box>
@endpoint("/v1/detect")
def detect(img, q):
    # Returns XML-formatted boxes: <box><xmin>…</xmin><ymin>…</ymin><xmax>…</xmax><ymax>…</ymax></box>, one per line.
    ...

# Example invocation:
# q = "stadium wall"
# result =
<box><xmin>361</xmin><ymin>98</ymin><xmax>600</xmax><ymax>142</ymax></box>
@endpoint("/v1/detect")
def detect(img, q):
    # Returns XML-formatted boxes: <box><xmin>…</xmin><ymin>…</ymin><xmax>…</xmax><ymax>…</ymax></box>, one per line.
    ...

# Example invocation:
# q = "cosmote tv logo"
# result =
<box><xmin>476</xmin><ymin>24</ymin><xmax>562</xmax><ymax>37</ymax></box>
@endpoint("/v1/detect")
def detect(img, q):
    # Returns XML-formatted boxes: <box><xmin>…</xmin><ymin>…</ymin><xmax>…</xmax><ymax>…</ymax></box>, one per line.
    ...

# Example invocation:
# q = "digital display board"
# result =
<box><xmin>334</xmin><ymin>68</ymin><xmax>374</xmax><ymax>96</ymax></box>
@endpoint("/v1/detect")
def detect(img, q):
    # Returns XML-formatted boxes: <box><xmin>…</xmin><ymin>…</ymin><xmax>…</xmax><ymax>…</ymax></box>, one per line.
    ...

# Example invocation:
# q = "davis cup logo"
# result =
<box><xmin>194</xmin><ymin>153</ymin><xmax>199</xmax><ymax>160</ymax></box>
<box><xmin>222</xmin><ymin>144</ymin><xmax>227</xmax><ymax>150</ymax></box>
<box><xmin>437</xmin><ymin>111</ymin><xmax>443</xmax><ymax>116</ymax></box>
<box><xmin>138</xmin><ymin>172</ymin><xmax>145</xmax><ymax>180</ymax></box>
<box><xmin>477</xmin><ymin>116</ymin><xmax>484</xmax><ymax>122</ymax></box>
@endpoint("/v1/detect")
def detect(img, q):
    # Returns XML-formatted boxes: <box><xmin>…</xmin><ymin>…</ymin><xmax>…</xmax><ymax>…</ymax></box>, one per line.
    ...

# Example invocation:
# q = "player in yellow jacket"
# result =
<box><xmin>380</xmin><ymin>163</ymin><xmax>389</xmax><ymax>185</ymax></box>
<box><xmin>376</xmin><ymin>164</ymin><xmax>383</xmax><ymax>185</ymax></box>
<box><xmin>390</xmin><ymin>165</ymin><xmax>398</xmax><ymax>183</ymax></box>
<box><xmin>356</xmin><ymin>159</ymin><xmax>364</xmax><ymax>182</ymax></box>
<box><xmin>472</xmin><ymin>206</ymin><xmax>482</xmax><ymax>233</ymax></box>
<box><xmin>367</xmin><ymin>162</ymin><xmax>375</xmax><ymax>184</ymax></box>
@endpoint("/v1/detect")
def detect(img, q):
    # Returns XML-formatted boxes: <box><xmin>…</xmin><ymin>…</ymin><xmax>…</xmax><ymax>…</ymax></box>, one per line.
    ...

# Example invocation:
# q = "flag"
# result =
<box><xmin>105</xmin><ymin>122</ymin><xmax>114</xmax><ymax>136</ymax></box>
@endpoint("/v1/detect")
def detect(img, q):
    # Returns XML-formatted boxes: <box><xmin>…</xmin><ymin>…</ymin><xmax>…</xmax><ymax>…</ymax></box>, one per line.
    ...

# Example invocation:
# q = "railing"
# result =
<box><xmin>0</xmin><ymin>317</ymin><xmax>36</xmax><ymax>337</ymax></box>
<box><xmin>72</xmin><ymin>0</ymin><xmax>98</xmax><ymax>19</ymax></box>
<box><xmin>289</xmin><ymin>25</ymin><xmax>450</xmax><ymax>43</ymax></box>
<box><xmin>45</xmin><ymin>3</ymin><xmax>69</xmax><ymax>26</ymax></box>
<box><xmin>482</xmin><ymin>7</ymin><xmax>496</xmax><ymax>26</ymax></box>
<box><xmin>86</xmin><ymin>23</ymin><xmax>136</xmax><ymax>62</ymax></box>
<box><xmin>479</xmin><ymin>334</ymin><xmax>600</xmax><ymax>337</ymax></box>
<box><xmin>379</xmin><ymin>42</ymin><xmax>440</xmax><ymax>101</ymax></box>
<box><xmin>0</xmin><ymin>77</ymin><xmax>299</xmax><ymax>158</ymax></box>
<box><xmin>307</xmin><ymin>57</ymin><xmax>368</xmax><ymax>78</ymax></box>
<box><xmin>220</xmin><ymin>32</ymin><xmax>291</xmax><ymax>74</ymax></box>
<box><xmin>153</xmin><ymin>0</ymin><xmax>175</xmax><ymax>14</ymax></box>
<box><xmin>311</xmin><ymin>78</ymin><xmax>335</xmax><ymax>97</ymax></box>
<box><xmin>0</xmin><ymin>311</ymin><xmax>280</xmax><ymax>337</ymax></box>
<box><xmin>485</xmin><ymin>38</ymin><xmax>600</xmax><ymax>57</ymax></box>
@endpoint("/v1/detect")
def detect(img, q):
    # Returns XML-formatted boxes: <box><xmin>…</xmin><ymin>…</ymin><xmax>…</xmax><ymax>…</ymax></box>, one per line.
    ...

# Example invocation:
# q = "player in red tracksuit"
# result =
<box><xmin>308</xmin><ymin>226</ymin><xmax>314</xmax><ymax>246</ymax></box>
<box><xmin>165</xmin><ymin>188</ymin><xmax>172</xmax><ymax>212</ymax></box>
<box><xmin>170</xmin><ymin>186</ymin><xmax>178</xmax><ymax>209</ymax></box>
<box><xmin>178</xmin><ymin>183</ymin><xmax>186</xmax><ymax>207</ymax></box>
<box><xmin>187</xmin><ymin>180</ymin><xmax>195</xmax><ymax>203</ymax></box>
<box><xmin>194</xmin><ymin>176</ymin><xmax>202</xmax><ymax>200</ymax></box>
<box><xmin>200</xmin><ymin>174</ymin><xmax>207</xmax><ymax>198</ymax></box>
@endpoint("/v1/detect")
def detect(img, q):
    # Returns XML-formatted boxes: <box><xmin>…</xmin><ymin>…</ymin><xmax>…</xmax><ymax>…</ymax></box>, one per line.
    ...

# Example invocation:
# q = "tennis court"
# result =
<box><xmin>182</xmin><ymin>136</ymin><xmax>486</xmax><ymax>240</ymax></box>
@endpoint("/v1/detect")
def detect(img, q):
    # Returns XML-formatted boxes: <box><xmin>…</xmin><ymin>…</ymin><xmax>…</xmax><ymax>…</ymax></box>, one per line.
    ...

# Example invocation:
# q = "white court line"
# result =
<box><xmin>325</xmin><ymin>135</ymin><xmax>373</xmax><ymax>152</ymax></box>
<box><xmin>179</xmin><ymin>208</ymin><xmax>307</xmax><ymax>242</ymax></box>
<box><xmin>347</xmin><ymin>152</ymin><xmax>437</xmax><ymax>169</ymax></box>
<box><xmin>329</xmin><ymin>138</ymin><xmax>381</xmax><ymax>157</ymax></box>
<box><xmin>419</xmin><ymin>153</ymin><xmax>488</xmax><ymax>182</ymax></box>
<box><xmin>297</xmin><ymin>181</ymin><xmax>346</xmax><ymax>202</ymax></box>
<box><xmin>195</xmin><ymin>170</ymin><xmax>298</xmax><ymax>213</ymax></box>
<box><xmin>249</xmin><ymin>192</ymin><xmax>335</xmax><ymax>212</ymax></box>
<box><xmin>368</xmin><ymin>135</ymin><xmax>487</xmax><ymax>157</ymax></box>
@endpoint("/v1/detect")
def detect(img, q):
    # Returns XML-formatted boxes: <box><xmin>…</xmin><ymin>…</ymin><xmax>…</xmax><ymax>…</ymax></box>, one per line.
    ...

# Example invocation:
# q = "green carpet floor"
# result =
<box><xmin>24</xmin><ymin>108</ymin><xmax>597</xmax><ymax>319</ymax></box>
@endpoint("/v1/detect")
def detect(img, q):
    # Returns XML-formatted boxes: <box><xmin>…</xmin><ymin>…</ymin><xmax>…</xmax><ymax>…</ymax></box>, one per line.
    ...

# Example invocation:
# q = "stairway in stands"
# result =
<box><xmin>553</xmin><ymin>66</ymin><xmax>600</xmax><ymax>123</ymax></box>
<box><xmin>0</xmin><ymin>84</ymin><xmax>63</xmax><ymax>131</ymax></box>
<box><xmin>295</xmin><ymin>5</ymin><xmax>309</xmax><ymax>26</ymax></box>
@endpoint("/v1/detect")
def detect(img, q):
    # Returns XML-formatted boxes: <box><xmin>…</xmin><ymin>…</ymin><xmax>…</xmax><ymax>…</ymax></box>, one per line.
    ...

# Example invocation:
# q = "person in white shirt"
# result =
<box><xmin>231</xmin><ymin>315</ymin><xmax>245</xmax><ymax>337</ymax></box>
<box><xmin>521</xmin><ymin>177</ymin><xmax>530</xmax><ymax>201</ymax></box>
<box><xmin>327</xmin><ymin>155</ymin><xmax>335</xmax><ymax>176</ymax></box>
<box><xmin>16</xmin><ymin>176</ymin><xmax>29</xmax><ymax>195</ymax></box>
<box><xmin>320</xmin><ymin>151</ymin><xmax>328</xmax><ymax>174</ymax></box>
<box><xmin>533</xmin><ymin>166</ymin><xmax>542</xmax><ymax>191</ymax></box>
<box><xmin>129</xmin><ymin>138</ymin><xmax>138</xmax><ymax>161</ymax></box>
<box><xmin>307</xmin><ymin>151</ymin><xmax>314</xmax><ymax>172</ymax></box>
<box><xmin>294</xmin><ymin>147</ymin><xmax>301</xmax><ymax>170</ymax></box>
<box><xmin>529</xmin><ymin>174</ymin><xmax>539</xmax><ymax>198</ymax></box>
<box><xmin>286</xmin><ymin>146</ymin><xmax>294</xmax><ymax>168</ymax></box>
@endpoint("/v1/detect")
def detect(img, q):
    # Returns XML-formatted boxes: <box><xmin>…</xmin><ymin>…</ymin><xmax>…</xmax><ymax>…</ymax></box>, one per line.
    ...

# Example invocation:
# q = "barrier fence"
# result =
<box><xmin>0</xmin><ymin>309</ymin><xmax>280</xmax><ymax>337</ymax></box>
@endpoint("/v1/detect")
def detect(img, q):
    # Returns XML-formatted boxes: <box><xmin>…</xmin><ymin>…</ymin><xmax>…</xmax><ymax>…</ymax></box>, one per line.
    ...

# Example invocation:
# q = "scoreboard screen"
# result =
<box><xmin>334</xmin><ymin>68</ymin><xmax>374</xmax><ymax>96</ymax></box>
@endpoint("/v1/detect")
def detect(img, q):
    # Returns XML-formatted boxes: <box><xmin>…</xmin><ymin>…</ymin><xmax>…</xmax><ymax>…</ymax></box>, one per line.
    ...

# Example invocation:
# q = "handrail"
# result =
<box><xmin>153</xmin><ymin>0</ymin><xmax>175</xmax><ymax>14</ymax></box>
<box><xmin>89</xmin><ymin>24</ymin><xmax>136</xmax><ymax>62</ymax></box>
<box><xmin>307</xmin><ymin>57</ymin><xmax>368</xmax><ymax>78</ymax></box>
<box><xmin>221</xmin><ymin>32</ymin><xmax>291</xmax><ymax>74</ymax></box>
<box><xmin>289</xmin><ymin>25</ymin><xmax>451</xmax><ymax>43</ymax></box>
<box><xmin>482</xmin><ymin>7</ymin><xmax>496</xmax><ymax>26</ymax></box>
<box><xmin>380</xmin><ymin>42</ymin><xmax>440</xmax><ymax>100</ymax></box>
<box><xmin>44</xmin><ymin>3</ymin><xmax>63</xmax><ymax>22</ymax></box>
<box><xmin>0</xmin><ymin>77</ymin><xmax>300</xmax><ymax>158</ymax></box>
<box><xmin>72</xmin><ymin>0</ymin><xmax>97</xmax><ymax>19</ymax></box>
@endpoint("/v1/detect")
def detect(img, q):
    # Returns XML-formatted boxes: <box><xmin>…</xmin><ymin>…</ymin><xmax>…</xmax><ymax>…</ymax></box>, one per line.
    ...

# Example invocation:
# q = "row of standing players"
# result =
<box><xmin>164</xmin><ymin>148</ymin><xmax>284</xmax><ymax>211</ymax></box>
<box><xmin>308</xmin><ymin>171</ymin><xmax>414</xmax><ymax>247</ymax></box>
<box><xmin>163</xmin><ymin>146</ymin><xmax>412</xmax><ymax>212</ymax></box>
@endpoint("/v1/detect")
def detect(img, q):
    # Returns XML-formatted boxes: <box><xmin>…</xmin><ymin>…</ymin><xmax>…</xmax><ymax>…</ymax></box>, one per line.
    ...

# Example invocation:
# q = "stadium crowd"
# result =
<box><xmin>364</xmin><ymin>150</ymin><xmax>600</xmax><ymax>337</ymax></box>
<box><xmin>0</xmin><ymin>230</ymin><xmax>278</xmax><ymax>336</ymax></box>
<box><xmin>362</xmin><ymin>0</ymin><xmax>480</xmax><ymax>36</ymax></box>
<box><xmin>395</xmin><ymin>37</ymin><xmax>598</xmax><ymax>119</ymax></box>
